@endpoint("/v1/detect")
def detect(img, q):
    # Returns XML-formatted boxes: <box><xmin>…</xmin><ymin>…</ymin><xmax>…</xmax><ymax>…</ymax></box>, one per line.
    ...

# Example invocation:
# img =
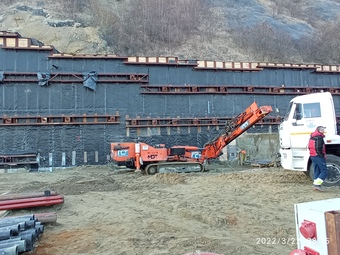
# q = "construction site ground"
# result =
<box><xmin>1</xmin><ymin>163</ymin><xmax>339</xmax><ymax>255</ymax></box>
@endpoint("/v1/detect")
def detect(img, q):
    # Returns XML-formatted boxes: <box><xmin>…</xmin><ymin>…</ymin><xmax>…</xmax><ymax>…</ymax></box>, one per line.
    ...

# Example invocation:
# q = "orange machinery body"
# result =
<box><xmin>110</xmin><ymin>102</ymin><xmax>272</xmax><ymax>173</ymax></box>
<box><xmin>110</xmin><ymin>142</ymin><xmax>202</xmax><ymax>170</ymax></box>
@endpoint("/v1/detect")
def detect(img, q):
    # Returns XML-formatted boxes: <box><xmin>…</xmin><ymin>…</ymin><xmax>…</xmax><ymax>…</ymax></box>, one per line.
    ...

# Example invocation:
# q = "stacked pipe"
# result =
<box><xmin>0</xmin><ymin>214</ymin><xmax>45</xmax><ymax>254</ymax></box>
<box><xmin>0</xmin><ymin>191</ymin><xmax>64</xmax><ymax>211</ymax></box>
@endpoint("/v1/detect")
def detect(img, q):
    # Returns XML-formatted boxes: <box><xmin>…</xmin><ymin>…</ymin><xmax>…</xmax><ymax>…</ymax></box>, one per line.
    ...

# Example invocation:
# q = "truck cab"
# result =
<box><xmin>279</xmin><ymin>92</ymin><xmax>340</xmax><ymax>186</ymax></box>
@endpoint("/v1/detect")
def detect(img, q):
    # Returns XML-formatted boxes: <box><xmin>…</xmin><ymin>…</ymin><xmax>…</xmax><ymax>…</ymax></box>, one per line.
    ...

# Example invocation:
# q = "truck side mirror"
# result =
<box><xmin>296</xmin><ymin>112</ymin><xmax>302</xmax><ymax>120</ymax></box>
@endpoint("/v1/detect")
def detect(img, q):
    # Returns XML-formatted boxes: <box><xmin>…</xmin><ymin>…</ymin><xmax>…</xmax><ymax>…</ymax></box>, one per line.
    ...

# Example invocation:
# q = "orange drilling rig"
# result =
<box><xmin>111</xmin><ymin>102</ymin><xmax>272</xmax><ymax>174</ymax></box>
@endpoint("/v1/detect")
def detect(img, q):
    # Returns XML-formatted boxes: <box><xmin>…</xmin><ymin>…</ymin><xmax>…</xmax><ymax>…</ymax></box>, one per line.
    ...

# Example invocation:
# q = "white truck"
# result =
<box><xmin>279</xmin><ymin>92</ymin><xmax>340</xmax><ymax>186</ymax></box>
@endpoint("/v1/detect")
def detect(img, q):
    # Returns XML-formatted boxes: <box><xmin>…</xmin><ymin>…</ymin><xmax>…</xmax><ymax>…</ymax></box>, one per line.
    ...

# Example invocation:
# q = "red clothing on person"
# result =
<box><xmin>308</xmin><ymin>130</ymin><xmax>325</xmax><ymax>158</ymax></box>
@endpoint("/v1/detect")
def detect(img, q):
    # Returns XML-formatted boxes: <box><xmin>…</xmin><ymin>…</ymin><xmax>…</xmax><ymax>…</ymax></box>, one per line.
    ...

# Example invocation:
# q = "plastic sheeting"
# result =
<box><xmin>83</xmin><ymin>71</ymin><xmax>97</xmax><ymax>91</ymax></box>
<box><xmin>37</xmin><ymin>72</ymin><xmax>50</xmax><ymax>86</ymax></box>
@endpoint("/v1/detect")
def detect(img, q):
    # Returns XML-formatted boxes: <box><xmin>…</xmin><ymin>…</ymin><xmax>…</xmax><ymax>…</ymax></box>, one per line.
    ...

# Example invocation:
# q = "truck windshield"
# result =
<box><xmin>284</xmin><ymin>102</ymin><xmax>293</xmax><ymax>121</ymax></box>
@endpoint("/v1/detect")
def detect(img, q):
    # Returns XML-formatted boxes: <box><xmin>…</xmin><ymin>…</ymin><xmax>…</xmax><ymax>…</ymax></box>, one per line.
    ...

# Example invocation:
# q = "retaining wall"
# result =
<box><xmin>0</xmin><ymin>32</ymin><xmax>339</xmax><ymax>167</ymax></box>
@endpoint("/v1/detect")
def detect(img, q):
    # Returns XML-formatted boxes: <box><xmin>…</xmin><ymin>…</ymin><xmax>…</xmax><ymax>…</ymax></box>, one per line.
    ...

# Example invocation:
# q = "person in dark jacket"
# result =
<box><xmin>308</xmin><ymin>126</ymin><xmax>328</xmax><ymax>191</ymax></box>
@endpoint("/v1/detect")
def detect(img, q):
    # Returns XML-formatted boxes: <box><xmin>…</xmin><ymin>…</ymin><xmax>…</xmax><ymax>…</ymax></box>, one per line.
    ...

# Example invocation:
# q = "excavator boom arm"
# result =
<box><xmin>201</xmin><ymin>102</ymin><xmax>272</xmax><ymax>161</ymax></box>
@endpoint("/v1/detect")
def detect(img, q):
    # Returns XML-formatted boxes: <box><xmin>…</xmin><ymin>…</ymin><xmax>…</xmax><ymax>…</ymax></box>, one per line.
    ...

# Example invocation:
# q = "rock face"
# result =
<box><xmin>1</xmin><ymin>1</ymin><xmax>340</xmax><ymax>61</ymax></box>
<box><xmin>0</xmin><ymin>4</ymin><xmax>110</xmax><ymax>54</ymax></box>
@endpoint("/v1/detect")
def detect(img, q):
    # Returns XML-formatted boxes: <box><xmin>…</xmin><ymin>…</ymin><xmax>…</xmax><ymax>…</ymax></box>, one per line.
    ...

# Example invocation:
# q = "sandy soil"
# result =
<box><xmin>1</xmin><ymin>164</ymin><xmax>339</xmax><ymax>255</ymax></box>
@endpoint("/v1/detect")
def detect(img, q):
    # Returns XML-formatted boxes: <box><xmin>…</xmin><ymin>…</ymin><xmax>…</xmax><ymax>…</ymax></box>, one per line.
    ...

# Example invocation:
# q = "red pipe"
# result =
<box><xmin>0</xmin><ymin>195</ymin><xmax>64</xmax><ymax>206</ymax></box>
<box><xmin>0</xmin><ymin>199</ymin><xmax>64</xmax><ymax>210</ymax></box>
<box><xmin>0</xmin><ymin>191</ymin><xmax>58</xmax><ymax>201</ymax></box>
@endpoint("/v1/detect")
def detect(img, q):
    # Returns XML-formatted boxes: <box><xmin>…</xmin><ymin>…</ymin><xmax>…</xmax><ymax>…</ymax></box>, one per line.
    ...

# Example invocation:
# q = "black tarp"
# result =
<box><xmin>37</xmin><ymin>72</ymin><xmax>50</xmax><ymax>86</ymax></box>
<box><xmin>83</xmin><ymin>71</ymin><xmax>98</xmax><ymax>91</ymax></box>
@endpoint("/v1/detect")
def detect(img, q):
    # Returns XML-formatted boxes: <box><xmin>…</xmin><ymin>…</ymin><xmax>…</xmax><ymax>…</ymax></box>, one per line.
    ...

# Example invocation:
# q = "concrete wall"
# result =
<box><xmin>223</xmin><ymin>133</ymin><xmax>280</xmax><ymax>163</ymax></box>
<box><xmin>236</xmin><ymin>133</ymin><xmax>280</xmax><ymax>161</ymax></box>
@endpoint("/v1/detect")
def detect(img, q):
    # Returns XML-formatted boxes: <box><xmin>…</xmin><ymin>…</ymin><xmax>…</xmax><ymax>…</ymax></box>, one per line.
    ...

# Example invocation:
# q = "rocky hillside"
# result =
<box><xmin>1</xmin><ymin>0</ymin><xmax>340</xmax><ymax>64</ymax></box>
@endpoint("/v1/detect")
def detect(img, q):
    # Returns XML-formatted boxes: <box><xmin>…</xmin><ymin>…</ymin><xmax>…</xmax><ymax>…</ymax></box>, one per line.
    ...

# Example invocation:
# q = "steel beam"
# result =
<box><xmin>141</xmin><ymin>84</ymin><xmax>340</xmax><ymax>95</ymax></box>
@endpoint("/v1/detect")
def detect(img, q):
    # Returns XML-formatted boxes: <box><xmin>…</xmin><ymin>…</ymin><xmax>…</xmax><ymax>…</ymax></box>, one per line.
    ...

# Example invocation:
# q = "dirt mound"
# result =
<box><xmin>179</xmin><ymin>210</ymin><xmax>238</xmax><ymax>227</ymax></box>
<box><xmin>149</xmin><ymin>173</ymin><xmax>186</xmax><ymax>185</ymax></box>
<box><xmin>50</xmin><ymin>174</ymin><xmax>119</xmax><ymax>195</ymax></box>
<box><xmin>12</xmin><ymin>172</ymin><xmax>119</xmax><ymax>195</ymax></box>
<box><xmin>214</xmin><ymin>169</ymin><xmax>310</xmax><ymax>184</ymax></box>
<box><xmin>13</xmin><ymin>180</ymin><xmax>51</xmax><ymax>194</ymax></box>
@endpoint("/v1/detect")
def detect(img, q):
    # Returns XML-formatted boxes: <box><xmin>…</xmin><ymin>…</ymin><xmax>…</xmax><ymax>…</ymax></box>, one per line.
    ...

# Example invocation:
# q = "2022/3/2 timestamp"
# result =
<box><xmin>256</xmin><ymin>237</ymin><xmax>296</xmax><ymax>245</ymax></box>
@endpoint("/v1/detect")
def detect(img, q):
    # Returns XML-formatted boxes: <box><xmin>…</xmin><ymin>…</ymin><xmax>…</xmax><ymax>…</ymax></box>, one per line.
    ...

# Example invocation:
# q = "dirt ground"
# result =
<box><xmin>1</xmin><ymin>163</ymin><xmax>339</xmax><ymax>255</ymax></box>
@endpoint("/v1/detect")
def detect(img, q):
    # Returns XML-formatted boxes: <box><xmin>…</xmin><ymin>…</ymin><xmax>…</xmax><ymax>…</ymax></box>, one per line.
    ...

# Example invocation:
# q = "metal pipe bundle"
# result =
<box><xmin>0</xmin><ymin>222</ymin><xmax>26</xmax><ymax>231</ymax></box>
<box><xmin>9</xmin><ymin>234</ymin><xmax>34</xmax><ymax>252</ymax></box>
<box><xmin>0</xmin><ymin>240</ymin><xmax>26</xmax><ymax>253</ymax></box>
<box><xmin>34</xmin><ymin>223</ymin><xmax>44</xmax><ymax>234</ymax></box>
<box><xmin>0</xmin><ymin>229</ymin><xmax>13</xmax><ymax>241</ymax></box>
<box><xmin>0</xmin><ymin>245</ymin><xmax>18</xmax><ymax>255</ymax></box>
<box><xmin>0</xmin><ymin>192</ymin><xmax>59</xmax><ymax>253</ymax></box>
<box><xmin>0</xmin><ymin>226</ymin><xmax>20</xmax><ymax>237</ymax></box>
<box><xmin>0</xmin><ymin>215</ymin><xmax>34</xmax><ymax>221</ymax></box>
<box><xmin>0</xmin><ymin>218</ymin><xmax>35</xmax><ymax>228</ymax></box>
<box><xmin>0</xmin><ymin>214</ymin><xmax>47</xmax><ymax>253</ymax></box>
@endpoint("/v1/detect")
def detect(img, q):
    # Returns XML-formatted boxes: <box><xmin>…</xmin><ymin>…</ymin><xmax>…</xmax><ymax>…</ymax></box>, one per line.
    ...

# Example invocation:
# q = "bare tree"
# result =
<box><xmin>232</xmin><ymin>22</ymin><xmax>298</xmax><ymax>62</ymax></box>
<box><xmin>299</xmin><ymin>19</ymin><xmax>340</xmax><ymax>64</ymax></box>
<box><xmin>109</xmin><ymin>0</ymin><xmax>208</xmax><ymax>55</ymax></box>
<box><xmin>87</xmin><ymin>0</ymin><xmax>118</xmax><ymax>33</ymax></box>
<box><xmin>282</xmin><ymin>0</ymin><xmax>302</xmax><ymax>18</ymax></box>
<box><xmin>268</xmin><ymin>0</ymin><xmax>303</xmax><ymax>19</ymax></box>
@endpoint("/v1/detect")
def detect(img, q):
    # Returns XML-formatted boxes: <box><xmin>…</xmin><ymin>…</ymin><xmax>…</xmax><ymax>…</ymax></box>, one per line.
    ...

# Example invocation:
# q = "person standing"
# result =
<box><xmin>308</xmin><ymin>126</ymin><xmax>328</xmax><ymax>191</ymax></box>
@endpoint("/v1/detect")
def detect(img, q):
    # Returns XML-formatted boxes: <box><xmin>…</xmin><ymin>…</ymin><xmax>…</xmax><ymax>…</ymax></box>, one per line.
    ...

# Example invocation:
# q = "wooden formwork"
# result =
<box><xmin>325</xmin><ymin>210</ymin><xmax>340</xmax><ymax>255</ymax></box>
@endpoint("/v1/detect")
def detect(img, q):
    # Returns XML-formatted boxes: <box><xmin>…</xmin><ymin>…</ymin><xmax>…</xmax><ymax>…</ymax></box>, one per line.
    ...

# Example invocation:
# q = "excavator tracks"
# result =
<box><xmin>145</xmin><ymin>162</ymin><xmax>204</xmax><ymax>175</ymax></box>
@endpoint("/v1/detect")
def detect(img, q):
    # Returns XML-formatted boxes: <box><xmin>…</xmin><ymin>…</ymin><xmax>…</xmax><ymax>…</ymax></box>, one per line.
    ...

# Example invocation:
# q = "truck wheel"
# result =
<box><xmin>309</xmin><ymin>154</ymin><xmax>340</xmax><ymax>186</ymax></box>
<box><xmin>145</xmin><ymin>165</ymin><xmax>158</xmax><ymax>175</ymax></box>
<box><xmin>303</xmin><ymin>171</ymin><xmax>310</xmax><ymax>177</ymax></box>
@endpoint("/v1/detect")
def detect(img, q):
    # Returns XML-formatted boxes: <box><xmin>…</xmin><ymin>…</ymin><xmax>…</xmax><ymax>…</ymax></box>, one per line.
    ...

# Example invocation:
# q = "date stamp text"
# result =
<box><xmin>256</xmin><ymin>237</ymin><xmax>296</xmax><ymax>245</ymax></box>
